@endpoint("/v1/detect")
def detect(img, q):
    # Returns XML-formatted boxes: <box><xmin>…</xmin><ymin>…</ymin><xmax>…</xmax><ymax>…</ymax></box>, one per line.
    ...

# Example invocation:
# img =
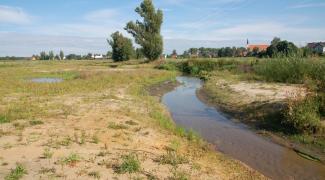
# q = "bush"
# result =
<box><xmin>5</xmin><ymin>164</ymin><xmax>27</xmax><ymax>180</ymax></box>
<box><xmin>255</xmin><ymin>58</ymin><xmax>309</xmax><ymax>83</ymax></box>
<box><xmin>116</xmin><ymin>154</ymin><xmax>141</xmax><ymax>174</ymax></box>
<box><xmin>284</xmin><ymin>95</ymin><xmax>321</xmax><ymax>134</ymax></box>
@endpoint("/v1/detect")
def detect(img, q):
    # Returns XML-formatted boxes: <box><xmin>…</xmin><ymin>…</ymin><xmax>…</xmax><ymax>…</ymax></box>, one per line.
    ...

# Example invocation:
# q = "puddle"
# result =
<box><xmin>31</xmin><ymin>78</ymin><xmax>63</xmax><ymax>83</ymax></box>
<box><xmin>162</xmin><ymin>76</ymin><xmax>325</xmax><ymax>180</ymax></box>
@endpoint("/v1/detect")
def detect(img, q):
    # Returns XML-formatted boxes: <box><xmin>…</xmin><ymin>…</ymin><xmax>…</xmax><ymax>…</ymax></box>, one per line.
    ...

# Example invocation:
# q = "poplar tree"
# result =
<box><xmin>125</xmin><ymin>0</ymin><xmax>163</xmax><ymax>61</ymax></box>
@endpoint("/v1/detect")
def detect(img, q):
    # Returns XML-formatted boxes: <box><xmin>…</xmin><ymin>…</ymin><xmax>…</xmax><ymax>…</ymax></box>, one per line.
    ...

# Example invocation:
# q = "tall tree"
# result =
<box><xmin>108</xmin><ymin>31</ymin><xmax>135</xmax><ymax>61</ymax></box>
<box><xmin>49</xmin><ymin>51</ymin><xmax>54</xmax><ymax>60</ymax></box>
<box><xmin>40</xmin><ymin>51</ymin><xmax>47</xmax><ymax>60</ymax></box>
<box><xmin>125</xmin><ymin>0</ymin><xmax>163</xmax><ymax>61</ymax></box>
<box><xmin>59</xmin><ymin>50</ymin><xmax>64</xmax><ymax>60</ymax></box>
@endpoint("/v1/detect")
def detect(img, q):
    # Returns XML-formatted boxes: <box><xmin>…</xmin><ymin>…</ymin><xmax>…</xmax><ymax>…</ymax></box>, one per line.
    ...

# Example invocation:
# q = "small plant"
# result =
<box><xmin>92</xmin><ymin>134</ymin><xmax>99</xmax><ymax>144</ymax></box>
<box><xmin>29</xmin><ymin>120</ymin><xmax>44</xmax><ymax>126</ymax></box>
<box><xmin>169</xmin><ymin>169</ymin><xmax>189</xmax><ymax>180</ymax></box>
<box><xmin>88</xmin><ymin>171</ymin><xmax>101</xmax><ymax>179</ymax></box>
<box><xmin>59</xmin><ymin>136</ymin><xmax>72</xmax><ymax>146</ymax></box>
<box><xmin>284</xmin><ymin>95</ymin><xmax>321</xmax><ymax>134</ymax></box>
<box><xmin>116</xmin><ymin>154</ymin><xmax>141</xmax><ymax>174</ymax></box>
<box><xmin>39</xmin><ymin>167</ymin><xmax>56</xmax><ymax>174</ymax></box>
<box><xmin>80</xmin><ymin>130</ymin><xmax>86</xmax><ymax>145</ymax></box>
<box><xmin>125</xmin><ymin>120</ymin><xmax>138</xmax><ymax>126</ymax></box>
<box><xmin>42</xmin><ymin>148</ymin><xmax>53</xmax><ymax>159</ymax></box>
<box><xmin>158</xmin><ymin>151</ymin><xmax>188</xmax><ymax>167</ymax></box>
<box><xmin>5</xmin><ymin>164</ymin><xmax>28</xmax><ymax>180</ymax></box>
<box><xmin>61</xmin><ymin>153</ymin><xmax>81</xmax><ymax>166</ymax></box>
<box><xmin>0</xmin><ymin>115</ymin><xmax>9</xmax><ymax>124</ymax></box>
<box><xmin>108</xmin><ymin>122</ymin><xmax>128</xmax><ymax>130</ymax></box>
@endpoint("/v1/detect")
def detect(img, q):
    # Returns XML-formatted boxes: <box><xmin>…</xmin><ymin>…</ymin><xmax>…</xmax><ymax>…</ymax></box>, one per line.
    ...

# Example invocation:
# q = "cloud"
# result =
<box><xmin>0</xmin><ymin>5</ymin><xmax>32</xmax><ymax>24</ymax></box>
<box><xmin>0</xmin><ymin>32</ymin><xmax>108</xmax><ymax>56</ymax></box>
<box><xmin>84</xmin><ymin>9</ymin><xmax>118</xmax><ymax>23</ymax></box>
<box><xmin>200</xmin><ymin>22</ymin><xmax>325</xmax><ymax>42</ymax></box>
<box><xmin>289</xmin><ymin>2</ymin><xmax>325</xmax><ymax>9</ymax></box>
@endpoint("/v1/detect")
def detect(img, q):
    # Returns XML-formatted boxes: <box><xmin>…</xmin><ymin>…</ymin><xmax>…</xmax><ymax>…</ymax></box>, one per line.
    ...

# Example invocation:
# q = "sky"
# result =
<box><xmin>0</xmin><ymin>0</ymin><xmax>325</xmax><ymax>56</ymax></box>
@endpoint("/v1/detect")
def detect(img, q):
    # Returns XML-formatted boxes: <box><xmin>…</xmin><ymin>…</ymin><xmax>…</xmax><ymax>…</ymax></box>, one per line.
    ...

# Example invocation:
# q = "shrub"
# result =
<box><xmin>5</xmin><ymin>164</ymin><xmax>27</xmax><ymax>180</ymax></box>
<box><xmin>255</xmin><ymin>58</ymin><xmax>309</xmax><ymax>83</ymax></box>
<box><xmin>284</xmin><ymin>95</ymin><xmax>321</xmax><ymax>134</ymax></box>
<box><xmin>116</xmin><ymin>154</ymin><xmax>141</xmax><ymax>174</ymax></box>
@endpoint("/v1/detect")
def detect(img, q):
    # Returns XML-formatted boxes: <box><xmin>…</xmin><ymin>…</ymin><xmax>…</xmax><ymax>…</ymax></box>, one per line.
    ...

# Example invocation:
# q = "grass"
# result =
<box><xmin>5</xmin><ymin>164</ymin><xmax>28</xmax><ymax>180</ymax></box>
<box><xmin>0</xmin><ymin>60</ymin><xmax>266</xmax><ymax>179</ymax></box>
<box><xmin>88</xmin><ymin>171</ymin><xmax>101</xmax><ymax>179</ymax></box>
<box><xmin>158</xmin><ymin>151</ymin><xmax>188</xmax><ymax>167</ymax></box>
<box><xmin>42</xmin><ymin>148</ymin><xmax>54</xmax><ymax>159</ymax></box>
<box><xmin>61</xmin><ymin>153</ymin><xmax>81</xmax><ymax>166</ymax></box>
<box><xmin>108</xmin><ymin>122</ymin><xmax>129</xmax><ymax>130</ymax></box>
<box><xmin>29</xmin><ymin>120</ymin><xmax>44</xmax><ymax>126</ymax></box>
<box><xmin>116</xmin><ymin>154</ymin><xmax>141</xmax><ymax>174</ymax></box>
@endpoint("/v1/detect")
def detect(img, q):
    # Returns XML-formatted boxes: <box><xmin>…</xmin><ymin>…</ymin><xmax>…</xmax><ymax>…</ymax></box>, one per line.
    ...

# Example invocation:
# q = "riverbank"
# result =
<box><xmin>0</xmin><ymin>60</ymin><xmax>264</xmax><ymax>179</ymax></box>
<box><xmin>199</xmin><ymin>70</ymin><xmax>325</xmax><ymax>163</ymax></box>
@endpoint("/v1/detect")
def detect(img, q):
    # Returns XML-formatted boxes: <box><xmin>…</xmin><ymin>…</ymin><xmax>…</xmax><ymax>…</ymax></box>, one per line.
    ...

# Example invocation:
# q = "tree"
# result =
<box><xmin>135</xmin><ymin>48</ymin><xmax>144</xmax><ymax>59</ymax></box>
<box><xmin>125</xmin><ymin>0</ymin><xmax>163</xmax><ymax>61</ymax></box>
<box><xmin>171</xmin><ymin>49</ymin><xmax>177</xmax><ymax>57</ymax></box>
<box><xmin>49</xmin><ymin>51</ymin><xmax>54</xmax><ymax>60</ymax></box>
<box><xmin>59</xmin><ymin>50</ymin><xmax>64</xmax><ymax>60</ymax></box>
<box><xmin>266</xmin><ymin>39</ymin><xmax>298</xmax><ymax>57</ymax></box>
<box><xmin>271</xmin><ymin>37</ymin><xmax>281</xmax><ymax>45</ymax></box>
<box><xmin>108</xmin><ymin>31</ymin><xmax>135</xmax><ymax>61</ymax></box>
<box><xmin>40</xmin><ymin>51</ymin><xmax>49</xmax><ymax>60</ymax></box>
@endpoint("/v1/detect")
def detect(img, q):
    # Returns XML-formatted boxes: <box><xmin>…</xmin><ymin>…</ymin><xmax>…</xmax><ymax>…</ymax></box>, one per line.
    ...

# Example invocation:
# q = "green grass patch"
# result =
<box><xmin>5</xmin><ymin>164</ymin><xmax>28</xmax><ymax>180</ymax></box>
<box><xmin>108</xmin><ymin>122</ymin><xmax>128</xmax><ymax>130</ymax></box>
<box><xmin>116</xmin><ymin>154</ymin><xmax>141</xmax><ymax>174</ymax></box>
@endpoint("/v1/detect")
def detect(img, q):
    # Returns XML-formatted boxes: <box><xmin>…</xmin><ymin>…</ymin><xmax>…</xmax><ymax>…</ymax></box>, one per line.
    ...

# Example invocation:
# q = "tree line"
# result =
<box><xmin>171</xmin><ymin>37</ymin><xmax>320</xmax><ymax>59</ymax></box>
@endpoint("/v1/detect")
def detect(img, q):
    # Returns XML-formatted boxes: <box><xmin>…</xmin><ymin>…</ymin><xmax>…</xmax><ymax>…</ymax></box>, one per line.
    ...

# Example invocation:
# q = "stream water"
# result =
<box><xmin>162</xmin><ymin>76</ymin><xmax>325</xmax><ymax>180</ymax></box>
<box><xmin>31</xmin><ymin>78</ymin><xmax>63</xmax><ymax>83</ymax></box>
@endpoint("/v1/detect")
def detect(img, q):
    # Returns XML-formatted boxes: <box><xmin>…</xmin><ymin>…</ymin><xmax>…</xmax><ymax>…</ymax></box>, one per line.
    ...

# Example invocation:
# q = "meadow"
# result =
<box><xmin>0</xmin><ymin>60</ymin><xmax>263</xmax><ymax>179</ymax></box>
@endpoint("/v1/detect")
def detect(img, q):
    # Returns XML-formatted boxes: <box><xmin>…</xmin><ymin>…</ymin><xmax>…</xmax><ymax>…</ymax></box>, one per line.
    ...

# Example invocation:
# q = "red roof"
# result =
<box><xmin>247</xmin><ymin>44</ymin><xmax>269</xmax><ymax>51</ymax></box>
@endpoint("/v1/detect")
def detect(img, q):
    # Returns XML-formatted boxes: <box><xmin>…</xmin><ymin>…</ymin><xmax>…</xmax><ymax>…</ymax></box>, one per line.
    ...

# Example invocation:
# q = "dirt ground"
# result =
<box><xmin>0</xmin><ymin>61</ymin><xmax>265</xmax><ymax>180</ymax></box>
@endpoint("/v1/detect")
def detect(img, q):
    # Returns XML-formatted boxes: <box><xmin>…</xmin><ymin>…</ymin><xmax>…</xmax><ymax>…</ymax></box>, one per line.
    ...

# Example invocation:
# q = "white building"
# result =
<box><xmin>92</xmin><ymin>54</ymin><xmax>104</xmax><ymax>59</ymax></box>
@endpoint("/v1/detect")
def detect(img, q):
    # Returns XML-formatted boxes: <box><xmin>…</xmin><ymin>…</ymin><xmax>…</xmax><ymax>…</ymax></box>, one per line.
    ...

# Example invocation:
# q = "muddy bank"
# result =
<box><xmin>147</xmin><ymin>80</ymin><xmax>180</xmax><ymax>97</ymax></box>
<box><xmin>197</xmin><ymin>82</ymin><xmax>325</xmax><ymax>164</ymax></box>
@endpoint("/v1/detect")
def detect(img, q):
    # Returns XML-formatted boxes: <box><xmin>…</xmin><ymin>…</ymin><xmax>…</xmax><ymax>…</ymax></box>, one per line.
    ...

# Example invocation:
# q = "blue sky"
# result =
<box><xmin>1</xmin><ymin>0</ymin><xmax>325</xmax><ymax>56</ymax></box>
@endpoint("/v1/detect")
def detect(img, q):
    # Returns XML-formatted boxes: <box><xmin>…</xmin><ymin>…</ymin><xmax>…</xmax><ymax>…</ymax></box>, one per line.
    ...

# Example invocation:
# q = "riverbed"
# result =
<box><xmin>162</xmin><ymin>76</ymin><xmax>325</xmax><ymax>180</ymax></box>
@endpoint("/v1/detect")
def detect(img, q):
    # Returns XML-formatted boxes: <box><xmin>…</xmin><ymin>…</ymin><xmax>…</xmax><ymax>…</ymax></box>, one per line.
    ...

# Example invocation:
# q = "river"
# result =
<box><xmin>162</xmin><ymin>76</ymin><xmax>325</xmax><ymax>180</ymax></box>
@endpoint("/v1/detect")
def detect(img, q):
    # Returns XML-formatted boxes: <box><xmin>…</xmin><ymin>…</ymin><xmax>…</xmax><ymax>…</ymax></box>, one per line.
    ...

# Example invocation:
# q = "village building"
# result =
<box><xmin>92</xmin><ymin>54</ymin><xmax>104</xmax><ymax>59</ymax></box>
<box><xmin>307</xmin><ymin>42</ymin><xmax>325</xmax><ymax>54</ymax></box>
<box><xmin>247</xmin><ymin>44</ymin><xmax>269</xmax><ymax>52</ymax></box>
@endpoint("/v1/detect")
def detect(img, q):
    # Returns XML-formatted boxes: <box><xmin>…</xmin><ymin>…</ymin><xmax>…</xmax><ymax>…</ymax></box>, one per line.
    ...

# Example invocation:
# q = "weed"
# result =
<box><xmin>116</xmin><ymin>154</ymin><xmax>141</xmax><ymax>174</ymax></box>
<box><xmin>92</xmin><ymin>134</ymin><xmax>99</xmax><ymax>144</ymax></box>
<box><xmin>125</xmin><ymin>120</ymin><xmax>139</xmax><ymax>126</ymax></box>
<box><xmin>29</xmin><ymin>120</ymin><xmax>44</xmax><ymax>126</ymax></box>
<box><xmin>169</xmin><ymin>169</ymin><xmax>189</xmax><ymax>180</ymax></box>
<box><xmin>5</xmin><ymin>164</ymin><xmax>28</xmax><ymax>180</ymax></box>
<box><xmin>0</xmin><ymin>115</ymin><xmax>9</xmax><ymax>124</ymax></box>
<box><xmin>88</xmin><ymin>171</ymin><xmax>101</xmax><ymax>179</ymax></box>
<box><xmin>158</xmin><ymin>151</ymin><xmax>188</xmax><ymax>167</ymax></box>
<box><xmin>284</xmin><ymin>95</ymin><xmax>321</xmax><ymax>134</ymax></box>
<box><xmin>39</xmin><ymin>167</ymin><xmax>56</xmax><ymax>174</ymax></box>
<box><xmin>61</xmin><ymin>153</ymin><xmax>81</xmax><ymax>166</ymax></box>
<box><xmin>80</xmin><ymin>130</ymin><xmax>86</xmax><ymax>145</ymax></box>
<box><xmin>42</xmin><ymin>148</ymin><xmax>54</xmax><ymax>159</ymax></box>
<box><xmin>59</xmin><ymin>136</ymin><xmax>72</xmax><ymax>146</ymax></box>
<box><xmin>108</xmin><ymin>122</ymin><xmax>128</xmax><ymax>130</ymax></box>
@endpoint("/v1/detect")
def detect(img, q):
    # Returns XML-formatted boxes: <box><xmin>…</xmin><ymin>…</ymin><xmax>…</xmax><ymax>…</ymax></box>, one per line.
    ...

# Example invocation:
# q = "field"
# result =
<box><xmin>0</xmin><ymin>60</ymin><xmax>264</xmax><ymax>179</ymax></box>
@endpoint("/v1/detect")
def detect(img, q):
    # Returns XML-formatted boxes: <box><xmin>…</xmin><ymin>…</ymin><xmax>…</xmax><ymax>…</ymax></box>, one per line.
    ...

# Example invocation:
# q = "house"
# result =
<box><xmin>92</xmin><ymin>54</ymin><xmax>104</xmax><ymax>59</ymax></box>
<box><xmin>247</xmin><ymin>44</ymin><xmax>269</xmax><ymax>52</ymax></box>
<box><xmin>307</xmin><ymin>42</ymin><xmax>325</xmax><ymax>54</ymax></box>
